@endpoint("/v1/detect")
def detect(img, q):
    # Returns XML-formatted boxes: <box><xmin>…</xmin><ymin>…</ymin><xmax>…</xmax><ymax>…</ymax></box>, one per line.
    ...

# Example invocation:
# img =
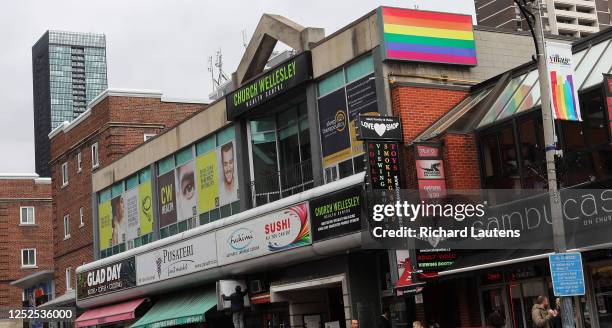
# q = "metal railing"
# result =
<box><xmin>250</xmin><ymin>159</ymin><xmax>314</xmax><ymax>206</ymax></box>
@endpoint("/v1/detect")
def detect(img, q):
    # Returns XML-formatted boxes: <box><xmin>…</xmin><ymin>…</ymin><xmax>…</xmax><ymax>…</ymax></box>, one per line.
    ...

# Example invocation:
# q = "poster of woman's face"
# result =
<box><xmin>176</xmin><ymin>161</ymin><xmax>197</xmax><ymax>221</ymax></box>
<box><xmin>217</xmin><ymin>140</ymin><xmax>238</xmax><ymax>206</ymax></box>
<box><xmin>111</xmin><ymin>195</ymin><xmax>126</xmax><ymax>245</ymax></box>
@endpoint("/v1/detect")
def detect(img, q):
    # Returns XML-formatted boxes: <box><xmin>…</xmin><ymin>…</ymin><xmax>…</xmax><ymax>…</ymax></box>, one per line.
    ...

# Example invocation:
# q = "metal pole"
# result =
<box><xmin>529</xmin><ymin>1</ymin><xmax>576</xmax><ymax>327</ymax></box>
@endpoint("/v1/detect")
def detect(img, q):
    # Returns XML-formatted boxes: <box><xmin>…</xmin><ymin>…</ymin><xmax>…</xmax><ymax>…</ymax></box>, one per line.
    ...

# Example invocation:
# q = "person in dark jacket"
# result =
<box><xmin>222</xmin><ymin>286</ymin><xmax>248</xmax><ymax>328</ymax></box>
<box><xmin>377</xmin><ymin>308</ymin><xmax>391</xmax><ymax>328</ymax></box>
<box><xmin>488</xmin><ymin>307</ymin><xmax>505</xmax><ymax>328</ymax></box>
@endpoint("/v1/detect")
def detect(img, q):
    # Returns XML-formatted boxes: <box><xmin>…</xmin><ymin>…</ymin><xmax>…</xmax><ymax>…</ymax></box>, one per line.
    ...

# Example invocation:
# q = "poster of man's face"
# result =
<box><xmin>217</xmin><ymin>140</ymin><xmax>238</xmax><ymax>206</ymax></box>
<box><xmin>176</xmin><ymin>161</ymin><xmax>197</xmax><ymax>221</ymax></box>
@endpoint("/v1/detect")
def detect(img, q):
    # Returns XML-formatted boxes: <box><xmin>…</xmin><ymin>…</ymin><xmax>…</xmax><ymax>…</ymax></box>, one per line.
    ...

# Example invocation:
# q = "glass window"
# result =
<box><xmin>111</xmin><ymin>182</ymin><xmax>124</xmax><ymax>197</ymax></box>
<box><xmin>91</xmin><ymin>142</ymin><xmax>99</xmax><ymax>168</ymax></box>
<box><xmin>157</xmin><ymin>156</ymin><xmax>175</xmax><ymax>175</ymax></box>
<box><xmin>338</xmin><ymin>159</ymin><xmax>354</xmax><ymax>179</ymax></box>
<box><xmin>126</xmin><ymin>174</ymin><xmax>139</xmax><ymax>190</ymax></box>
<box><xmin>80</xmin><ymin>207</ymin><xmax>85</xmax><ymax>226</ymax></box>
<box><xmin>64</xmin><ymin>214</ymin><xmax>70</xmax><ymax>238</ymax></box>
<box><xmin>317</xmin><ymin>70</ymin><xmax>345</xmax><ymax>97</ymax></box>
<box><xmin>346</xmin><ymin>54</ymin><xmax>374</xmax><ymax>83</ymax></box>
<box><xmin>518</xmin><ymin>118</ymin><xmax>547</xmax><ymax>189</ymax></box>
<box><xmin>66</xmin><ymin>267</ymin><xmax>73</xmax><ymax>290</ymax></box>
<box><xmin>61</xmin><ymin>162</ymin><xmax>69</xmax><ymax>186</ymax></box>
<box><xmin>99</xmin><ymin>188</ymin><xmax>111</xmax><ymax>203</ymax></box>
<box><xmin>217</xmin><ymin>126</ymin><xmax>236</xmax><ymax>146</ymax></box>
<box><xmin>139</xmin><ymin>167</ymin><xmax>151</xmax><ymax>182</ymax></box>
<box><xmin>21</xmin><ymin>249</ymin><xmax>36</xmax><ymax>267</ymax></box>
<box><xmin>196</xmin><ymin>137</ymin><xmax>215</xmax><ymax>156</ymax></box>
<box><xmin>20</xmin><ymin>207</ymin><xmax>35</xmax><ymax>225</ymax></box>
<box><xmin>175</xmin><ymin>147</ymin><xmax>193</xmax><ymax>166</ymax></box>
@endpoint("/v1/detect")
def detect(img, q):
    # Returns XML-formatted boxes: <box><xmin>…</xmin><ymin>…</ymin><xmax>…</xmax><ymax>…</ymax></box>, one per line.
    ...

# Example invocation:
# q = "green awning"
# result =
<box><xmin>131</xmin><ymin>287</ymin><xmax>217</xmax><ymax>328</ymax></box>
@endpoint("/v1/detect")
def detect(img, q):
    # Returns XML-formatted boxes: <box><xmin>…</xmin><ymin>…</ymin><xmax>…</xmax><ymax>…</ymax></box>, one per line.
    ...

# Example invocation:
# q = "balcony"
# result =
<box><xmin>554</xmin><ymin>9</ymin><xmax>597</xmax><ymax>21</ymax></box>
<box><xmin>554</xmin><ymin>0</ymin><xmax>596</xmax><ymax>8</ymax></box>
<box><xmin>557</xmin><ymin>22</ymin><xmax>599</xmax><ymax>33</ymax></box>
<box><xmin>250</xmin><ymin>159</ymin><xmax>314</xmax><ymax>206</ymax></box>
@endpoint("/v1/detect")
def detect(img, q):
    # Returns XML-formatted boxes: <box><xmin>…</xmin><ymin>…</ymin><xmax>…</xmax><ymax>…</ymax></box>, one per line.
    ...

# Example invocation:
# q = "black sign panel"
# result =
<box><xmin>318</xmin><ymin>88</ymin><xmax>351</xmax><ymax>163</ymax></box>
<box><xmin>347</xmin><ymin>73</ymin><xmax>378</xmax><ymax>119</ymax></box>
<box><xmin>357</xmin><ymin>115</ymin><xmax>402</xmax><ymax>141</ymax></box>
<box><xmin>367</xmin><ymin>141</ymin><xmax>402</xmax><ymax>190</ymax></box>
<box><xmin>77</xmin><ymin>257</ymin><xmax>136</xmax><ymax>299</ymax></box>
<box><xmin>310</xmin><ymin>185</ymin><xmax>364</xmax><ymax>241</ymax></box>
<box><xmin>415</xmin><ymin>249</ymin><xmax>457</xmax><ymax>272</ymax></box>
<box><xmin>226</xmin><ymin>52</ymin><xmax>312</xmax><ymax>120</ymax></box>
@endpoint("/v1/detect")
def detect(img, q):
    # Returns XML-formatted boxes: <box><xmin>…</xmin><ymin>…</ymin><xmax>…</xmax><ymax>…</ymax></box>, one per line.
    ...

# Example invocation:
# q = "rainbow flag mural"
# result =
<box><xmin>545</xmin><ymin>41</ymin><xmax>581</xmax><ymax>121</ymax></box>
<box><xmin>379</xmin><ymin>7</ymin><xmax>477</xmax><ymax>66</ymax></box>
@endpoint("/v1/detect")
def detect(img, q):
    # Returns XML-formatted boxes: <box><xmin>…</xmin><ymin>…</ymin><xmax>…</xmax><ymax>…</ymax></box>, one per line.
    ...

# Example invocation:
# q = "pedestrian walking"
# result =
<box><xmin>222</xmin><ymin>285</ymin><xmax>249</xmax><ymax>328</ymax></box>
<box><xmin>531</xmin><ymin>296</ymin><xmax>557</xmax><ymax>328</ymax></box>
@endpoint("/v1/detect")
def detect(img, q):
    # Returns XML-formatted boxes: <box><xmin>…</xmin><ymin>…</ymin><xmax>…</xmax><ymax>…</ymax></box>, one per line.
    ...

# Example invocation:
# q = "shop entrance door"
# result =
<box><xmin>482</xmin><ymin>287</ymin><xmax>511</xmax><ymax>328</ymax></box>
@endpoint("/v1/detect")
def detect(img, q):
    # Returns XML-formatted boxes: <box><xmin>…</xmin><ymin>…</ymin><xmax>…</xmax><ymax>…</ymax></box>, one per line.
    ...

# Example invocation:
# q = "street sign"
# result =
<box><xmin>549</xmin><ymin>252</ymin><xmax>585</xmax><ymax>296</ymax></box>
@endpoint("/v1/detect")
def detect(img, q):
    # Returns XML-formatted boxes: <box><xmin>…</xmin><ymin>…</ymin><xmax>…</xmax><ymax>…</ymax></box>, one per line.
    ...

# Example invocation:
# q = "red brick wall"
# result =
<box><xmin>391</xmin><ymin>84</ymin><xmax>467</xmax><ymax>143</ymax></box>
<box><xmin>49</xmin><ymin>95</ymin><xmax>205</xmax><ymax>296</ymax></box>
<box><xmin>442</xmin><ymin>133</ymin><xmax>481</xmax><ymax>189</ymax></box>
<box><xmin>0</xmin><ymin>178</ymin><xmax>52</xmax><ymax>307</ymax></box>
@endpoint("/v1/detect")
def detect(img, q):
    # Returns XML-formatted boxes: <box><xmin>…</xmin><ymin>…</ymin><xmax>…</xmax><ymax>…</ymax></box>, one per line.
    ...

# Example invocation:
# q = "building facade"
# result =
<box><xmin>0</xmin><ymin>174</ymin><xmax>52</xmax><ymax>327</ymax></box>
<box><xmin>46</xmin><ymin>90</ymin><xmax>206</xmax><ymax>309</ymax></box>
<box><xmin>33</xmin><ymin>31</ymin><xmax>108</xmax><ymax>177</ymax></box>
<box><xmin>71</xmin><ymin>7</ymin><xmax>548</xmax><ymax>328</ymax></box>
<box><xmin>475</xmin><ymin>0</ymin><xmax>611</xmax><ymax>38</ymax></box>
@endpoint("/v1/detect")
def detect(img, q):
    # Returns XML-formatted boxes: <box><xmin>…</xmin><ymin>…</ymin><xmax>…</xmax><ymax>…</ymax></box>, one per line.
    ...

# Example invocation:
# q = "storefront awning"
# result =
<box><xmin>130</xmin><ymin>288</ymin><xmax>216</xmax><ymax>328</ymax></box>
<box><xmin>76</xmin><ymin>298</ymin><xmax>146</xmax><ymax>328</ymax></box>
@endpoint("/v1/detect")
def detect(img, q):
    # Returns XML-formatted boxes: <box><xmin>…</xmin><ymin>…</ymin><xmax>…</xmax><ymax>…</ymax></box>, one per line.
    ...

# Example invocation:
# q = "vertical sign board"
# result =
<box><xmin>603</xmin><ymin>74</ymin><xmax>612</xmax><ymax>143</ymax></box>
<box><xmin>414</xmin><ymin>142</ymin><xmax>447</xmax><ymax>199</ymax></box>
<box><xmin>549</xmin><ymin>253</ymin><xmax>585</xmax><ymax>296</ymax></box>
<box><xmin>545</xmin><ymin>41</ymin><xmax>581</xmax><ymax>121</ymax></box>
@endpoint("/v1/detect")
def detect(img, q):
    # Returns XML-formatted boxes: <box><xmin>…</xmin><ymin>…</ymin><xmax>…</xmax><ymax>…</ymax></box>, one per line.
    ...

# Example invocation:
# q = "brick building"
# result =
<box><xmin>0</xmin><ymin>174</ymin><xmax>52</xmax><ymax>313</ymax></box>
<box><xmin>46</xmin><ymin>89</ymin><xmax>207</xmax><ymax>307</ymax></box>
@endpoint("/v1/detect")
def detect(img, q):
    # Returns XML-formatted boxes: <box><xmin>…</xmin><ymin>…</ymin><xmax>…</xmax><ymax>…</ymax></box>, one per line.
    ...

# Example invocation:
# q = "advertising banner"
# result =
<box><xmin>139</xmin><ymin>181</ymin><xmax>154</xmax><ymax>236</ymax></box>
<box><xmin>416</xmin><ymin>160</ymin><xmax>445</xmax><ymax>180</ymax></box>
<box><xmin>603</xmin><ymin>74</ymin><xmax>612</xmax><ymax>142</ymax></box>
<box><xmin>367</xmin><ymin>142</ymin><xmax>402</xmax><ymax>190</ymax></box>
<box><xmin>157</xmin><ymin>170</ymin><xmax>177</xmax><ymax>227</ymax></box>
<box><xmin>310</xmin><ymin>185</ymin><xmax>363</xmax><ymax>241</ymax></box>
<box><xmin>357</xmin><ymin>115</ymin><xmax>402</xmax><ymax>141</ymax></box>
<box><xmin>347</xmin><ymin>73</ymin><xmax>379</xmax><ymax>154</ymax></box>
<box><xmin>136</xmin><ymin>233</ymin><xmax>218</xmax><ymax>286</ymax></box>
<box><xmin>175</xmin><ymin>161</ymin><xmax>197</xmax><ymax>222</ymax></box>
<box><xmin>216</xmin><ymin>203</ymin><xmax>311</xmax><ymax>266</ymax></box>
<box><xmin>111</xmin><ymin>196</ymin><xmax>127</xmax><ymax>246</ymax></box>
<box><xmin>415</xmin><ymin>249</ymin><xmax>457</xmax><ymax>272</ymax></box>
<box><xmin>545</xmin><ymin>41</ymin><xmax>581</xmax><ymax>121</ymax></box>
<box><xmin>414</xmin><ymin>142</ymin><xmax>447</xmax><ymax>199</ymax></box>
<box><xmin>217</xmin><ymin>140</ymin><xmax>238</xmax><ymax>206</ymax></box>
<box><xmin>319</xmin><ymin>88</ymin><xmax>351</xmax><ymax>167</ymax></box>
<box><xmin>98</xmin><ymin>200</ymin><xmax>112</xmax><ymax>250</ymax></box>
<box><xmin>77</xmin><ymin>257</ymin><xmax>136</xmax><ymax>299</ymax></box>
<box><xmin>196</xmin><ymin>151</ymin><xmax>219</xmax><ymax>213</ymax></box>
<box><xmin>226</xmin><ymin>52</ymin><xmax>312</xmax><ymax>120</ymax></box>
<box><xmin>124</xmin><ymin>188</ymin><xmax>140</xmax><ymax>241</ymax></box>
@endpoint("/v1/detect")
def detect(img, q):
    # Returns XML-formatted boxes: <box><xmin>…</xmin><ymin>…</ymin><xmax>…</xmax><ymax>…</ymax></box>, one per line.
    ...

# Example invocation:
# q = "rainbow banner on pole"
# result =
<box><xmin>545</xmin><ymin>41</ymin><xmax>581</xmax><ymax>121</ymax></box>
<box><xmin>378</xmin><ymin>7</ymin><xmax>477</xmax><ymax>66</ymax></box>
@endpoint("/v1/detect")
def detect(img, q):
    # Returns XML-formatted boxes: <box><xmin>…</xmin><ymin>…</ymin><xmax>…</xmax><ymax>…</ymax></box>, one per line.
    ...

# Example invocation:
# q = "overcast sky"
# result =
<box><xmin>0</xmin><ymin>0</ymin><xmax>475</xmax><ymax>174</ymax></box>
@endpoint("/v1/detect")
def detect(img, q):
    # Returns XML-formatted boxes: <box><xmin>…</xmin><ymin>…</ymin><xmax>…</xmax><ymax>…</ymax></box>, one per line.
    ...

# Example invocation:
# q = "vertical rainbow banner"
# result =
<box><xmin>378</xmin><ymin>7</ymin><xmax>477</xmax><ymax>66</ymax></box>
<box><xmin>545</xmin><ymin>41</ymin><xmax>581</xmax><ymax>121</ymax></box>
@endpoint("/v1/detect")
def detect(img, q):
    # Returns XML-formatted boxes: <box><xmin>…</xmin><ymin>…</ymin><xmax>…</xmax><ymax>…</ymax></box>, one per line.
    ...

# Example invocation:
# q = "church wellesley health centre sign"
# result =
<box><xmin>226</xmin><ymin>52</ymin><xmax>312</xmax><ymax>120</ymax></box>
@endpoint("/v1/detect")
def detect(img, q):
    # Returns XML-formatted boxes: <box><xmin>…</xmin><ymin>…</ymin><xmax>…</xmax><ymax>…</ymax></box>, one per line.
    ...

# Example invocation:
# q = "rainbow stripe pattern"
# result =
<box><xmin>379</xmin><ymin>7</ymin><xmax>477</xmax><ymax>66</ymax></box>
<box><xmin>550</xmin><ymin>71</ymin><xmax>580</xmax><ymax>121</ymax></box>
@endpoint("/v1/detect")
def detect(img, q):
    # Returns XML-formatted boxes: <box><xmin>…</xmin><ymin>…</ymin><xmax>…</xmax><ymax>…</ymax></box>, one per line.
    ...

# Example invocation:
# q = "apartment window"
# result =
<box><xmin>65</xmin><ymin>267</ymin><xmax>73</xmax><ymax>290</ymax></box>
<box><xmin>21</xmin><ymin>249</ymin><xmax>36</xmax><ymax>267</ymax></box>
<box><xmin>63</xmin><ymin>214</ymin><xmax>70</xmax><ymax>239</ymax></box>
<box><xmin>20</xmin><ymin>207</ymin><xmax>35</xmax><ymax>225</ymax></box>
<box><xmin>61</xmin><ymin>162</ymin><xmax>69</xmax><ymax>186</ymax></box>
<box><xmin>144</xmin><ymin>133</ymin><xmax>156</xmax><ymax>141</ymax></box>
<box><xmin>77</xmin><ymin>152</ymin><xmax>82</xmax><ymax>172</ymax></box>
<box><xmin>79</xmin><ymin>207</ymin><xmax>85</xmax><ymax>227</ymax></box>
<box><xmin>91</xmin><ymin>142</ymin><xmax>99</xmax><ymax>168</ymax></box>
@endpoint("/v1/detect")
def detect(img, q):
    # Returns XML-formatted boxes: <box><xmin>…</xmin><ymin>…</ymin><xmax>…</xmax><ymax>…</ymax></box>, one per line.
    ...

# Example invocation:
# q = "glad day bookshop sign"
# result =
<box><xmin>77</xmin><ymin>257</ymin><xmax>136</xmax><ymax>299</ymax></box>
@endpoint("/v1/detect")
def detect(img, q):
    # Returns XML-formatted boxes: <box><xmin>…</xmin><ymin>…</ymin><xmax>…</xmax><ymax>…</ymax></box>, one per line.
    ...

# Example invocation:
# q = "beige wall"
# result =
<box><xmin>92</xmin><ymin>98</ymin><xmax>228</xmax><ymax>192</ymax></box>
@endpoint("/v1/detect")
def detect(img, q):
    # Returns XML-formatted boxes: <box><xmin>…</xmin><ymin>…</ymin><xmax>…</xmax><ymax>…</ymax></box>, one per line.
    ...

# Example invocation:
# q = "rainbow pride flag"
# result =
<box><xmin>379</xmin><ymin>7</ymin><xmax>477</xmax><ymax>66</ymax></box>
<box><xmin>550</xmin><ymin>71</ymin><xmax>580</xmax><ymax>121</ymax></box>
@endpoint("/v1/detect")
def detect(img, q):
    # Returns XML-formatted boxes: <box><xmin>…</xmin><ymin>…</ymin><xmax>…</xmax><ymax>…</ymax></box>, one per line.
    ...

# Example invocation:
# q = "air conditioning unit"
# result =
<box><xmin>249</xmin><ymin>280</ymin><xmax>264</xmax><ymax>294</ymax></box>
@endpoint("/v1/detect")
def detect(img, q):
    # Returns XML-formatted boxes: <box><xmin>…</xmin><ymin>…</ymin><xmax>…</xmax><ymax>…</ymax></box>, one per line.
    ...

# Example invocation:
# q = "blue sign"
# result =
<box><xmin>549</xmin><ymin>252</ymin><xmax>585</xmax><ymax>296</ymax></box>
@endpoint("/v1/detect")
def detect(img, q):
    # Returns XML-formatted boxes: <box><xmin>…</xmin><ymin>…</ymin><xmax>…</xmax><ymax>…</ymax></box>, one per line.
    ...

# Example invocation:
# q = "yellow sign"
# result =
<box><xmin>196</xmin><ymin>151</ymin><xmax>219</xmax><ymax>213</ymax></box>
<box><xmin>139</xmin><ymin>181</ymin><xmax>153</xmax><ymax>235</ymax></box>
<box><xmin>98</xmin><ymin>200</ymin><xmax>112</xmax><ymax>250</ymax></box>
